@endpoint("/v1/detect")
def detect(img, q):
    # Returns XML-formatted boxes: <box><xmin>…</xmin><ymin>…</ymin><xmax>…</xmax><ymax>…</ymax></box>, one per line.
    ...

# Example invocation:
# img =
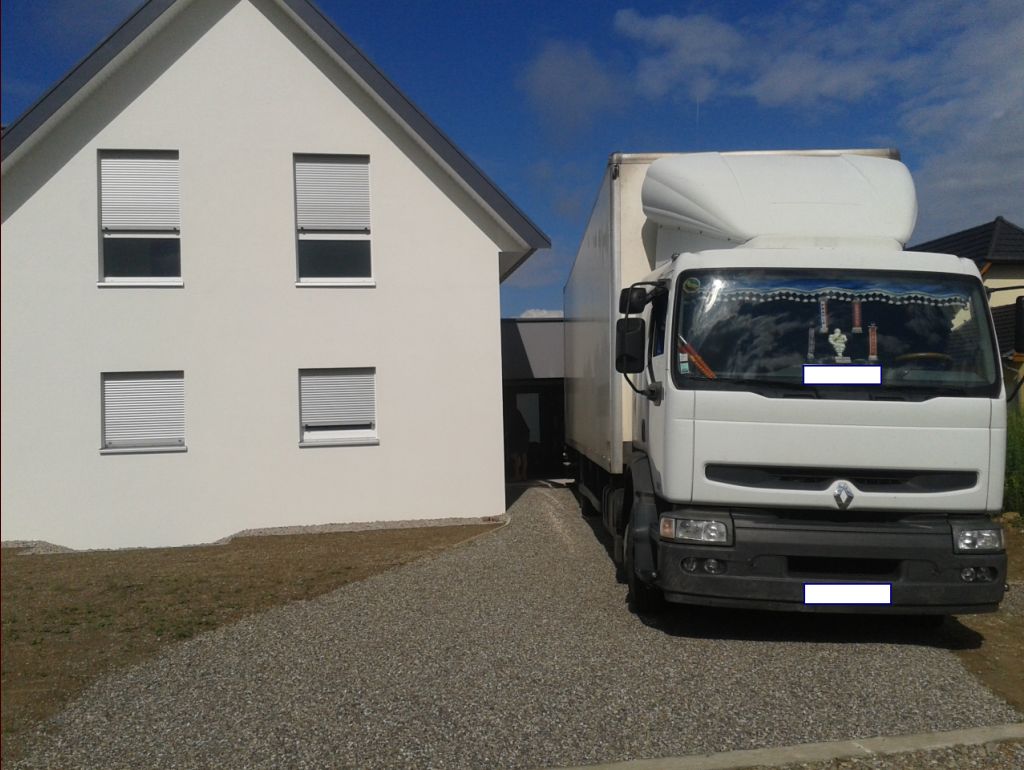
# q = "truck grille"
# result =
<box><xmin>787</xmin><ymin>556</ymin><xmax>900</xmax><ymax>579</ymax></box>
<box><xmin>704</xmin><ymin>464</ymin><xmax>976</xmax><ymax>493</ymax></box>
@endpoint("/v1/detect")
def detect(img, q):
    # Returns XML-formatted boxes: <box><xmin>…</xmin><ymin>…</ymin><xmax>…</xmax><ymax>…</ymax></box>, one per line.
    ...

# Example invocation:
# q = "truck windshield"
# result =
<box><xmin>674</xmin><ymin>269</ymin><xmax>999</xmax><ymax>397</ymax></box>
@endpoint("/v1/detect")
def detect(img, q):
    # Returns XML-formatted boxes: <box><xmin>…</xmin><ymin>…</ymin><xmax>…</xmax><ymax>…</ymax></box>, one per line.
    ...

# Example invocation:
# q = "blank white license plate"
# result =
<box><xmin>804</xmin><ymin>583</ymin><xmax>891</xmax><ymax>605</ymax></box>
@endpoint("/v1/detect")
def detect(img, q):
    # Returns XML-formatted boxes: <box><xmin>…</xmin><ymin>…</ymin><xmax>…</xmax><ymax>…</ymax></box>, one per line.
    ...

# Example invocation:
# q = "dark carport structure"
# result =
<box><xmin>501</xmin><ymin>319</ymin><xmax>565</xmax><ymax>480</ymax></box>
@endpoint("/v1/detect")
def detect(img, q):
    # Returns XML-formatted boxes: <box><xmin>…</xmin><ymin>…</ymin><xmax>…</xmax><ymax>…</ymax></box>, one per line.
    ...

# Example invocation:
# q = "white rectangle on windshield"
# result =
<box><xmin>803</xmin><ymin>365</ymin><xmax>881</xmax><ymax>385</ymax></box>
<box><xmin>804</xmin><ymin>584</ymin><xmax>891</xmax><ymax>604</ymax></box>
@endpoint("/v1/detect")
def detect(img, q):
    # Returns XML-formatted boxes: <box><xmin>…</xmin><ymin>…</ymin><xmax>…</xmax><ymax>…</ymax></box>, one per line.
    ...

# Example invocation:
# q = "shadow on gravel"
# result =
<box><xmin>643</xmin><ymin>604</ymin><xmax>985</xmax><ymax>652</ymax></box>
<box><xmin>506</xmin><ymin>480</ymin><xmax>573</xmax><ymax>510</ymax></box>
<box><xmin>506</xmin><ymin>484</ymin><xmax>530</xmax><ymax>509</ymax></box>
<box><xmin>572</xmin><ymin>487</ymin><xmax>985</xmax><ymax>653</ymax></box>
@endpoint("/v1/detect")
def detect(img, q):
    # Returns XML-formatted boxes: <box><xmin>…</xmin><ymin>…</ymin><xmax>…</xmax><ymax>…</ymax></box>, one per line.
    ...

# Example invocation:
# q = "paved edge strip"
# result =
<box><xmin>545</xmin><ymin>722</ymin><xmax>1024</xmax><ymax>770</ymax></box>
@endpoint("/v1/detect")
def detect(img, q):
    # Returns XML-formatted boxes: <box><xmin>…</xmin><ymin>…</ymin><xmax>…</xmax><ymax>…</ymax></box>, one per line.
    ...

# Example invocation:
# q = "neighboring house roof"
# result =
<box><xmin>992</xmin><ymin>303</ymin><xmax>1020</xmax><ymax>356</ymax></box>
<box><xmin>0</xmin><ymin>0</ymin><xmax>549</xmax><ymax>273</ymax></box>
<box><xmin>908</xmin><ymin>216</ymin><xmax>1024</xmax><ymax>266</ymax></box>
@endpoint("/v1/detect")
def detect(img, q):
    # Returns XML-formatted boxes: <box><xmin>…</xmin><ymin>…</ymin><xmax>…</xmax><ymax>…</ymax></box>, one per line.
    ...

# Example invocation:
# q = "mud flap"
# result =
<box><xmin>627</xmin><ymin>455</ymin><xmax>658</xmax><ymax>581</ymax></box>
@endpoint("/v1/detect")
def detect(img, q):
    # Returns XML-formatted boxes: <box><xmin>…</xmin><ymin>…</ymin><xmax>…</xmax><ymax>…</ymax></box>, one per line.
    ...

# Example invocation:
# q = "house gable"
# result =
<box><xmin>0</xmin><ymin>0</ymin><xmax>548</xmax><ymax>272</ymax></box>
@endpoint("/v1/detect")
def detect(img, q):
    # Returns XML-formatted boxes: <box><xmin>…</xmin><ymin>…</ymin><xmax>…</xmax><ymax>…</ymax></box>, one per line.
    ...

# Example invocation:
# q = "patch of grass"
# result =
<box><xmin>1005</xmin><ymin>407</ymin><xmax>1024</xmax><ymax>520</ymax></box>
<box><xmin>0</xmin><ymin>523</ymin><xmax>498</xmax><ymax>764</ymax></box>
<box><xmin>953</xmin><ymin>523</ymin><xmax>1024</xmax><ymax>714</ymax></box>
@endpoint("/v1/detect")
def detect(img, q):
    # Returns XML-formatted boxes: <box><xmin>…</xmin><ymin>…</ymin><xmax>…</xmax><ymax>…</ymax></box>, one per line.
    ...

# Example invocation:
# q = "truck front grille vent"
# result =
<box><xmin>787</xmin><ymin>556</ymin><xmax>900</xmax><ymax>579</ymax></box>
<box><xmin>704</xmin><ymin>464</ymin><xmax>976</xmax><ymax>493</ymax></box>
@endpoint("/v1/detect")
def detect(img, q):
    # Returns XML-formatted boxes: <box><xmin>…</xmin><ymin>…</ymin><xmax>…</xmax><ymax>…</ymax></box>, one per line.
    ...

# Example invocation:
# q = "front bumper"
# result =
<box><xmin>652</xmin><ymin>512</ymin><xmax>1006</xmax><ymax>614</ymax></box>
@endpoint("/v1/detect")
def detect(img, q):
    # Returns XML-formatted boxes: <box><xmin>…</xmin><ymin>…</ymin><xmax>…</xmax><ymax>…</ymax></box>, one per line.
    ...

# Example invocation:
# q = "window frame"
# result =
<box><xmin>298</xmin><ymin>367</ymin><xmax>379</xmax><ymax>447</ymax></box>
<box><xmin>293</xmin><ymin>154</ymin><xmax>373</xmax><ymax>287</ymax></box>
<box><xmin>100</xmin><ymin>370</ymin><xmax>187</xmax><ymax>454</ymax></box>
<box><xmin>97</xmin><ymin>150</ymin><xmax>183</xmax><ymax>287</ymax></box>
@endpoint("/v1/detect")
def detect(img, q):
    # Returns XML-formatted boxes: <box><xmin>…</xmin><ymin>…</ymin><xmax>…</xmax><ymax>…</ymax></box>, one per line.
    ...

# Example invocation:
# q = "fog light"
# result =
<box><xmin>704</xmin><ymin>558</ymin><xmax>726</xmax><ymax>575</ymax></box>
<box><xmin>960</xmin><ymin>567</ymin><xmax>976</xmax><ymax>582</ymax></box>
<box><xmin>682</xmin><ymin>557</ymin><xmax>699</xmax><ymax>573</ymax></box>
<box><xmin>974</xmin><ymin>567</ymin><xmax>995</xmax><ymax>583</ymax></box>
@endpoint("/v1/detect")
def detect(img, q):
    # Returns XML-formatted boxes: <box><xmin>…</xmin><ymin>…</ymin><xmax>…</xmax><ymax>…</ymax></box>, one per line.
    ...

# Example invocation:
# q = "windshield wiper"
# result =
<box><xmin>876</xmin><ymin>383</ymin><xmax>970</xmax><ymax>399</ymax></box>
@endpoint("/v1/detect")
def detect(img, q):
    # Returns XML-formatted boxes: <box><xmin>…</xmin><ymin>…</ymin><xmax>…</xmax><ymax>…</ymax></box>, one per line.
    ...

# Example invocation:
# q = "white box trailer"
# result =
<box><xmin>564</xmin><ymin>149</ymin><xmax>1013</xmax><ymax>617</ymax></box>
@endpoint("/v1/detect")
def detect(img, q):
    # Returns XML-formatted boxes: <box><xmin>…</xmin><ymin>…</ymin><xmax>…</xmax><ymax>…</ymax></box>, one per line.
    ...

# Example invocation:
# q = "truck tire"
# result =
<box><xmin>579</xmin><ymin>491</ymin><xmax>599</xmax><ymax>518</ymax></box>
<box><xmin>625</xmin><ymin>521</ymin><xmax>663</xmax><ymax>614</ymax></box>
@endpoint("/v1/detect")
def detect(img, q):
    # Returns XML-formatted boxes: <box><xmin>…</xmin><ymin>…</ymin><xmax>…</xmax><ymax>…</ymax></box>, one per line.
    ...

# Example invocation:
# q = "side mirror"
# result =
<box><xmin>619</xmin><ymin>287</ymin><xmax>649</xmax><ymax>315</ymax></box>
<box><xmin>1016</xmin><ymin>296</ymin><xmax>1024</xmax><ymax>354</ymax></box>
<box><xmin>615</xmin><ymin>318</ymin><xmax>646</xmax><ymax>373</ymax></box>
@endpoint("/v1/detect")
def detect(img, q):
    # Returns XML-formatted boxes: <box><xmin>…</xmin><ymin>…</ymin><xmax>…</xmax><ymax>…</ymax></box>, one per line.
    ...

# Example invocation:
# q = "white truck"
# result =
<box><xmin>564</xmin><ymin>149</ymin><xmax>1017</xmax><ymax>616</ymax></box>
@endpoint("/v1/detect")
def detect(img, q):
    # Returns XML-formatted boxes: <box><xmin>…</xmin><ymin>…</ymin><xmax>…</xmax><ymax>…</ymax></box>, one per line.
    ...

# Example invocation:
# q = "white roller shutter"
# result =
<box><xmin>103</xmin><ymin>372</ymin><xmax>185</xmax><ymax>448</ymax></box>
<box><xmin>295</xmin><ymin>156</ymin><xmax>370</xmax><ymax>231</ymax></box>
<box><xmin>100</xmin><ymin>153</ymin><xmax>180</xmax><ymax>231</ymax></box>
<box><xmin>300</xmin><ymin>369</ymin><xmax>375</xmax><ymax>427</ymax></box>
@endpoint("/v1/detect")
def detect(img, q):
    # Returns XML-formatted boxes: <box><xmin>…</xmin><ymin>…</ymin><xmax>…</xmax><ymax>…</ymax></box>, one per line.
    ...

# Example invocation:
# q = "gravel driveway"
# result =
<box><xmin>15</xmin><ymin>487</ymin><xmax>1021</xmax><ymax>769</ymax></box>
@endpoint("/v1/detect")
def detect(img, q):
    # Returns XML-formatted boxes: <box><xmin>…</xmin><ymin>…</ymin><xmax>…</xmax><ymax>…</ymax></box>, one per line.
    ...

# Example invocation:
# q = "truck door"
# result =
<box><xmin>644</xmin><ymin>291</ymin><xmax>669</xmax><ymax>493</ymax></box>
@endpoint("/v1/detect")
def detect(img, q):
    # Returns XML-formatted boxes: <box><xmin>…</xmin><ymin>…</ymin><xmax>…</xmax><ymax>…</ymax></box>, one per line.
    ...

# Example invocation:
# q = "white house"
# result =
<box><xmin>0</xmin><ymin>0</ymin><xmax>548</xmax><ymax>548</ymax></box>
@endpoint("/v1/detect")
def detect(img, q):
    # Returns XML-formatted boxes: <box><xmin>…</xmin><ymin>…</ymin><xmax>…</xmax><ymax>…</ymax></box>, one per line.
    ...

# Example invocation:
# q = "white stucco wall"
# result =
<box><xmin>1</xmin><ymin>0</ymin><xmax>515</xmax><ymax>548</ymax></box>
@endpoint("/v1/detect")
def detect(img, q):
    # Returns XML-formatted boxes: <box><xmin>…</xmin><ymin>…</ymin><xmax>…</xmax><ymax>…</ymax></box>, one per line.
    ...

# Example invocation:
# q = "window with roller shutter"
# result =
<box><xmin>98</xmin><ymin>151</ymin><xmax>181</xmax><ymax>284</ymax></box>
<box><xmin>101</xmin><ymin>372</ymin><xmax>185</xmax><ymax>452</ymax></box>
<box><xmin>293</xmin><ymin>155</ymin><xmax>372</xmax><ymax>284</ymax></box>
<box><xmin>298</xmin><ymin>368</ymin><xmax>378</xmax><ymax>446</ymax></box>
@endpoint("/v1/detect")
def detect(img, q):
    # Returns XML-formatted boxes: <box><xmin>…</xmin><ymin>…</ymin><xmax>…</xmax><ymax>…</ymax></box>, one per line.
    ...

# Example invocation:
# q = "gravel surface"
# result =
<box><xmin>750</xmin><ymin>739</ymin><xmax>1024</xmax><ymax>769</ymax></box>
<box><xmin>1</xmin><ymin>540</ymin><xmax>74</xmax><ymax>555</ymax></box>
<box><xmin>13</xmin><ymin>488</ymin><xmax>1021</xmax><ymax>769</ymax></box>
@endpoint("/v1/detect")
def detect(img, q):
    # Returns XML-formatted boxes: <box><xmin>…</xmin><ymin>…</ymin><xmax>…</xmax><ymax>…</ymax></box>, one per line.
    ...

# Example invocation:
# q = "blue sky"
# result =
<box><xmin>3</xmin><ymin>0</ymin><xmax>1022</xmax><ymax>317</ymax></box>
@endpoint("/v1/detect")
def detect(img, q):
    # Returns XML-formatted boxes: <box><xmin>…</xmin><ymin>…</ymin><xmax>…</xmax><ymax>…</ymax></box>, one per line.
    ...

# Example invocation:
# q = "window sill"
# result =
<box><xmin>299</xmin><ymin>437</ymin><xmax>379</xmax><ymax>448</ymax></box>
<box><xmin>97</xmin><ymin>279</ymin><xmax>184</xmax><ymax>288</ymax></box>
<box><xmin>295</xmin><ymin>279</ymin><xmax>376</xmax><ymax>288</ymax></box>
<box><xmin>100</xmin><ymin>446</ymin><xmax>188</xmax><ymax>455</ymax></box>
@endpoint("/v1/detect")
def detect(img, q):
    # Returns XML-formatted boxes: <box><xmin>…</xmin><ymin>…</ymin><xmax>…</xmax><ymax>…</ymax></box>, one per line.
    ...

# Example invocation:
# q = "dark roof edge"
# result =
<box><xmin>281</xmin><ymin>0</ymin><xmax>548</xmax><ymax>250</ymax></box>
<box><xmin>908</xmin><ymin>216</ymin><xmax>1013</xmax><ymax>253</ymax></box>
<box><xmin>986</xmin><ymin>215</ymin><xmax>1006</xmax><ymax>258</ymax></box>
<box><xmin>2</xmin><ymin>0</ymin><xmax>549</xmax><ymax>252</ymax></box>
<box><xmin>1</xmin><ymin>0</ymin><xmax>177</xmax><ymax>163</ymax></box>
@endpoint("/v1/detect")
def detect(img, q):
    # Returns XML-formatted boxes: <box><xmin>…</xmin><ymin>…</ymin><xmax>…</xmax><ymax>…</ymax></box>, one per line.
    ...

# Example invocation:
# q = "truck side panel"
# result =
<box><xmin>565</xmin><ymin>167</ymin><xmax>620</xmax><ymax>473</ymax></box>
<box><xmin>564</xmin><ymin>157</ymin><xmax>662</xmax><ymax>476</ymax></box>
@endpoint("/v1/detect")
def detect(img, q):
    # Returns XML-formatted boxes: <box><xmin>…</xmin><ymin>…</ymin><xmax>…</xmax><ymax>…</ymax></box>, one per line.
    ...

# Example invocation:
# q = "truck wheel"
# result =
<box><xmin>625</xmin><ymin>521</ymin><xmax>663</xmax><ymax>614</ymax></box>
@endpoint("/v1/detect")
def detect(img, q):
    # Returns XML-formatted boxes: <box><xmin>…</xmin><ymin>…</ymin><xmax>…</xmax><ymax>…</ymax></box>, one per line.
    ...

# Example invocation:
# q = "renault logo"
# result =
<box><xmin>833</xmin><ymin>482</ymin><xmax>854</xmax><ymax>510</ymax></box>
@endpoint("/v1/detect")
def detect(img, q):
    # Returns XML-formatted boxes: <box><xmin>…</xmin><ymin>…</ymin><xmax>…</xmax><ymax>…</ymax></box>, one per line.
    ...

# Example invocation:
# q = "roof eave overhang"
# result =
<box><xmin>1</xmin><ymin>0</ymin><xmax>181</xmax><ymax>171</ymax></box>
<box><xmin>275</xmin><ymin>0</ymin><xmax>548</xmax><ymax>259</ymax></box>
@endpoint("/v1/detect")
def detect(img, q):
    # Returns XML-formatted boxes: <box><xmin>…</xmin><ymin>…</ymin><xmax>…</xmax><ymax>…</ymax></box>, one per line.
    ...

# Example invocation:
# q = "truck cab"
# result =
<box><xmin>616</xmin><ymin>248</ymin><xmax>1007</xmax><ymax>615</ymax></box>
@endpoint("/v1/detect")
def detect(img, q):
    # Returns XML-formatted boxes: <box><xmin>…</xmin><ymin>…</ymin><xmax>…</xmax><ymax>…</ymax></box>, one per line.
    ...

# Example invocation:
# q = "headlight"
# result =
<box><xmin>659</xmin><ymin>515</ymin><xmax>731</xmax><ymax>545</ymax></box>
<box><xmin>952</xmin><ymin>524</ymin><xmax>1004</xmax><ymax>553</ymax></box>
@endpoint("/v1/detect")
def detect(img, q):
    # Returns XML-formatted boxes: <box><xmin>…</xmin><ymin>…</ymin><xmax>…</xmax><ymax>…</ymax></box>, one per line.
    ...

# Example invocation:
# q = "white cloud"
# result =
<box><xmin>519</xmin><ymin>309</ymin><xmax>564</xmax><ymax>319</ymax></box>
<box><xmin>613</xmin><ymin>9</ymin><xmax>743</xmax><ymax>101</ymax></box>
<box><xmin>912</xmin><ymin>102</ymin><xmax>1024</xmax><ymax>241</ymax></box>
<box><xmin>518</xmin><ymin>40</ymin><xmax>624</xmax><ymax>136</ymax></box>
